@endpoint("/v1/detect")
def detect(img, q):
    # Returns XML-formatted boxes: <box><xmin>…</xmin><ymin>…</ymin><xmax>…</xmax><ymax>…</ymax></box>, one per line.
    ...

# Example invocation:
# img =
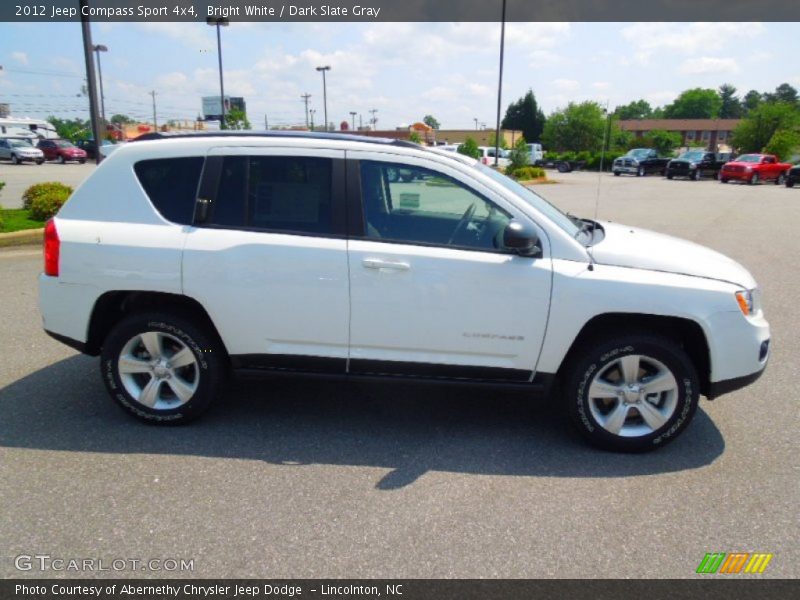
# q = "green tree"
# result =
<box><xmin>764</xmin><ymin>129</ymin><xmax>800</xmax><ymax>161</ymax></box>
<box><xmin>663</xmin><ymin>88</ymin><xmax>722</xmax><ymax>119</ymax></box>
<box><xmin>224</xmin><ymin>109</ymin><xmax>251</xmax><ymax>130</ymax></box>
<box><xmin>408</xmin><ymin>131</ymin><xmax>422</xmax><ymax>144</ymax></box>
<box><xmin>457</xmin><ymin>137</ymin><xmax>480</xmax><ymax>159</ymax></box>
<box><xmin>47</xmin><ymin>116</ymin><xmax>90</xmax><ymax>141</ymax></box>
<box><xmin>541</xmin><ymin>101</ymin><xmax>606</xmax><ymax>152</ymax></box>
<box><xmin>110</xmin><ymin>114</ymin><xmax>136</xmax><ymax>125</ymax></box>
<box><xmin>508</xmin><ymin>136</ymin><xmax>529</xmax><ymax>171</ymax></box>
<box><xmin>743</xmin><ymin>90</ymin><xmax>763</xmax><ymax>114</ymax></box>
<box><xmin>422</xmin><ymin>115</ymin><xmax>440</xmax><ymax>129</ymax></box>
<box><xmin>501</xmin><ymin>89</ymin><xmax>546</xmax><ymax>143</ymax></box>
<box><xmin>731</xmin><ymin>102</ymin><xmax>800</xmax><ymax>153</ymax></box>
<box><xmin>764</xmin><ymin>83</ymin><xmax>799</xmax><ymax>106</ymax></box>
<box><xmin>718</xmin><ymin>84</ymin><xmax>743</xmax><ymax>119</ymax></box>
<box><xmin>640</xmin><ymin>130</ymin><xmax>682</xmax><ymax>155</ymax></box>
<box><xmin>614</xmin><ymin>99</ymin><xmax>653</xmax><ymax>121</ymax></box>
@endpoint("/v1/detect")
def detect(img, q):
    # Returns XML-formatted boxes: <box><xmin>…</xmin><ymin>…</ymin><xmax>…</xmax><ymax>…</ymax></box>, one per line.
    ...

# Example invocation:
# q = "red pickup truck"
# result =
<box><xmin>720</xmin><ymin>153</ymin><xmax>792</xmax><ymax>185</ymax></box>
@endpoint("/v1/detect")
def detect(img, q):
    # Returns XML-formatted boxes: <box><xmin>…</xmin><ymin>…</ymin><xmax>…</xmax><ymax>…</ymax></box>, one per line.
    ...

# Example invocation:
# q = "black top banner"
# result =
<box><xmin>3</xmin><ymin>0</ymin><xmax>800</xmax><ymax>22</ymax></box>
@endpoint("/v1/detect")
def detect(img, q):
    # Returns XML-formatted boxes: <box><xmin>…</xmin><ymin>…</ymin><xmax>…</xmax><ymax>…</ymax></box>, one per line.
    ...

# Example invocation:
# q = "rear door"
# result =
<box><xmin>182</xmin><ymin>146</ymin><xmax>350</xmax><ymax>373</ymax></box>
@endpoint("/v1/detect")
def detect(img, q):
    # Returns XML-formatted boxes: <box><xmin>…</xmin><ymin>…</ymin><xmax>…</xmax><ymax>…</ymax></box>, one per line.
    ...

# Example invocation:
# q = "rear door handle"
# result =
<box><xmin>362</xmin><ymin>258</ymin><xmax>411</xmax><ymax>271</ymax></box>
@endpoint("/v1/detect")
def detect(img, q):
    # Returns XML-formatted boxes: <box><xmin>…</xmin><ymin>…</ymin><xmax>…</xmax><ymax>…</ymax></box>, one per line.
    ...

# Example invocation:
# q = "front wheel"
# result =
<box><xmin>749</xmin><ymin>172</ymin><xmax>760</xmax><ymax>185</ymax></box>
<box><xmin>787</xmin><ymin>178</ymin><xmax>795</xmax><ymax>188</ymax></box>
<box><xmin>693</xmin><ymin>169</ymin><xmax>701</xmax><ymax>181</ymax></box>
<box><xmin>666</xmin><ymin>173</ymin><xmax>674</xmax><ymax>180</ymax></box>
<box><xmin>776</xmin><ymin>173</ymin><xmax>786</xmax><ymax>186</ymax></box>
<box><xmin>11</xmin><ymin>154</ymin><xmax>19</xmax><ymax>165</ymax></box>
<box><xmin>613</xmin><ymin>170</ymin><xmax>621</xmax><ymax>177</ymax></box>
<box><xmin>637</xmin><ymin>166</ymin><xmax>645</xmax><ymax>177</ymax></box>
<box><xmin>564</xmin><ymin>334</ymin><xmax>699</xmax><ymax>452</ymax></box>
<box><xmin>58</xmin><ymin>155</ymin><xmax>65</xmax><ymax>164</ymax></box>
<box><xmin>720</xmin><ymin>177</ymin><xmax>728</xmax><ymax>184</ymax></box>
<box><xmin>100</xmin><ymin>312</ymin><xmax>225</xmax><ymax>424</ymax></box>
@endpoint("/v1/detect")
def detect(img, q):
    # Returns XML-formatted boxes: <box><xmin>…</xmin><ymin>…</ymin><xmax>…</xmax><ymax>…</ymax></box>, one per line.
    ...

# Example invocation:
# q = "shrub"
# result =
<box><xmin>457</xmin><ymin>137</ymin><xmax>480</xmax><ymax>159</ymax></box>
<box><xmin>507</xmin><ymin>165</ymin><xmax>545</xmax><ymax>180</ymax></box>
<box><xmin>22</xmin><ymin>182</ymin><xmax>73</xmax><ymax>210</ymax></box>
<box><xmin>29</xmin><ymin>189</ymin><xmax>71</xmax><ymax>221</ymax></box>
<box><xmin>408</xmin><ymin>131</ymin><xmax>422</xmax><ymax>144</ymax></box>
<box><xmin>0</xmin><ymin>180</ymin><xmax>5</xmax><ymax>193</ymax></box>
<box><xmin>508</xmin><ymin>136</ymin><xmax>529</xmax><ymax>171</ymax></box>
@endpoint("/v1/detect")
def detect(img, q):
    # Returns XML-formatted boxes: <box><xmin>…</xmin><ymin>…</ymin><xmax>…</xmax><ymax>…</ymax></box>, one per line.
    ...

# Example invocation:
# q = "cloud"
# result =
<box><xmin>645</xmin><ymin>90</ymin><xmax>679</xmax><ymax>106</ymax></box>
<box><xmin>621</xmin><ymin>22</ymin><xmax>764</xmax><ymax>57</ymax></box>
<box><xmin>593</xmin><ymin>82</ymin><xmax>611</xmax><ymax>90</ymax></box>
<box><xmin>553</xmin><ymin>78</ymin><xmax>580</xmax><ymax>92</ymax></box>
<box><xmin>679</xmin><ymin>57</ymin><xmax>740</xmax><ymax>75</ymax></box>
<box><xmin>12</xmin><ymin>51</ymin><xmax>28</xmax><ymax>65</ymax></box>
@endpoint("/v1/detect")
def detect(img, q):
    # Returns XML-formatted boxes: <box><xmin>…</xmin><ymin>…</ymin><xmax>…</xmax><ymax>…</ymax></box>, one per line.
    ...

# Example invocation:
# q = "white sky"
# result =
<box><xmin>1</xmin><ymin>22</ymin><xmax>798</xmax><ymax>130</ymax></box>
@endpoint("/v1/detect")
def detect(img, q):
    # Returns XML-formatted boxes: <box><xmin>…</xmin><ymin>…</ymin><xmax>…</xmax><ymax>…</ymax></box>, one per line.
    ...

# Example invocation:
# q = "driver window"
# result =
<box><xmin>360</xmin><ymin>161</ymin><xmax>511</xmax><ymax>251</ymax></box>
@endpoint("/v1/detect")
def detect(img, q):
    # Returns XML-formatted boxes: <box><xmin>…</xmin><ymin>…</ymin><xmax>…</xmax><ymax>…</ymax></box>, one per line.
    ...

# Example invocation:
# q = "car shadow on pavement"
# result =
<box><xmin>0</xmin><ymin>355</ymin><xmax>725</xmax><ymax>490</ymax></box>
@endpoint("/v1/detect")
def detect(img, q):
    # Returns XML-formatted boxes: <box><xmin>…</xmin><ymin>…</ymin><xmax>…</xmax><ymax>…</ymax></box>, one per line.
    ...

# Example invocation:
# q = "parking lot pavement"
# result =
<box><xmin>0</xmin><ymin>172</ymin><xmax>798</xmax><ymax>578</ymax></box>
<box><xmin>0</xmin><ymin>161</ymin><xmax>96</xmax><ymax>209</ymax></box>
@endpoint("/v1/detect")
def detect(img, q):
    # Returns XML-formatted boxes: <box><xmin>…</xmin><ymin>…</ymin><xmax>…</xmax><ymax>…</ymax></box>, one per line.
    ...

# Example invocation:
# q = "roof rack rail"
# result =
<box><xmin>131</xmin><ymin>130</ymin><xmax>423</xmax><ymax>150</ymax></box>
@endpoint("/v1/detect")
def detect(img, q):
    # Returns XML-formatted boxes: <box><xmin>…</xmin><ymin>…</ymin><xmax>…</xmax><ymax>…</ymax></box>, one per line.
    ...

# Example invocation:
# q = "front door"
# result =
<box><xmin>345</xmin><ymin>152</ymin><xmax>552</xmax><ymax>381</ymax></box>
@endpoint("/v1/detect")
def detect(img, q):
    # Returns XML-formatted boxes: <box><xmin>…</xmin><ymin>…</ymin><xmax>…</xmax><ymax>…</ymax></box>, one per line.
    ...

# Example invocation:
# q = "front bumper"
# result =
<box><xmin>721</xmin><ymin>170</ymin><xmax>751</xmax><ymax>181</ymax></box>
<box><xmin>613</xmin><ymin>165</ymin><xmax>639</xmax><ymax>174</ymax></box>
<box><xmin>704</xmin><ymin>310</ymin><xmax>770</xmax><ymax>399</ymax></box>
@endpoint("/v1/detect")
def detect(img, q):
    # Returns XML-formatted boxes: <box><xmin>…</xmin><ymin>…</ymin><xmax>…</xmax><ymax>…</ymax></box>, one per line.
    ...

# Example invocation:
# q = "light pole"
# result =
<box><xmin>309</xmin><ymin>109</ymin><xmax>316</xmax><ymax>131</ymax></box>
<box><xmin>493</xmin><ymin>0</ymin><xmax>507</xmax><ymax>167</ymax></box>
<box><xmin>349</xmin><ymin>111</ymin><xmax>357</xmax><ymax>131</ymax></box>
<box><xmin>207</xmin><ymin>17</ymin><xmax>229</xmax><ymax>128</ymax></box>
<box><xmin>316</xmin><ymin>65</ymin><xmax>331</xmax><ymax>132</ymax></box>
<box><xmin>474</xmin><ymin>117</ymin><xmax>479</xmax><ymax>130</ymax></box>
<box><xmin>301</xmin><ymin>93</ymin><xmax>311</xmax><ymax>128</ymax></box>
<box><xmin>79</xmin><ymin>0</ymin><xmax>104</xmax><ymax>164</ymax></box>
<box><xmin>92</xmin><ymin>44</ymin><xmax>108</xmax><ymax>123</ymax></box>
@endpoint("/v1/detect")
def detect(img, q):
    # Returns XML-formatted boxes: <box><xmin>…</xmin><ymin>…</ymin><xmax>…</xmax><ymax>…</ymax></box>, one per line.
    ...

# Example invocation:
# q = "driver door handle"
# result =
<box><xmin>362</xmin><ymin>258</ymin><xmax>411</xmax><ymax>271</ymax></box>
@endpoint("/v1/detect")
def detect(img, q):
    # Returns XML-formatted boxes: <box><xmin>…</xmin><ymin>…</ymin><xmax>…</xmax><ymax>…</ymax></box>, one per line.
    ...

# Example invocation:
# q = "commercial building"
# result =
<box><xmin>619</xmin><ymin>119</ymin><xmax>742</xmax><ymax>151</ymax></box>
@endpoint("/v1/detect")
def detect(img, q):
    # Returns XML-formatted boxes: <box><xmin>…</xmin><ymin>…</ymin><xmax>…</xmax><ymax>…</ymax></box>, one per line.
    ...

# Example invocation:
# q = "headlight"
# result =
<box><xmin>689</xmin><ymin>162</ymin><xmax>697</xmax><ymax>168</ymax></box>
<box><xmin>745</xmin><ymin>166</ymin><xmax>752</xmax><ymax>172</ymax></box>
<box><xmin>630</xmin><ymin>159</ymin><xmax>639</xmax><ymax>165</ymax></box>
<box><xmin>735</xmin><ymin>289</ymin><xmax>758</xmax><ymax>316</ymax></box>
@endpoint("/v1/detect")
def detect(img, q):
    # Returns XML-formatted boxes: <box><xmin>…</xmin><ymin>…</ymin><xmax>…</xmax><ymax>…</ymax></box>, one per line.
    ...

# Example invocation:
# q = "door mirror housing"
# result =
<box><xmin>503</xmin><ymin>221</ymin><xmax>541</xmax><ymax>257</ymax></box>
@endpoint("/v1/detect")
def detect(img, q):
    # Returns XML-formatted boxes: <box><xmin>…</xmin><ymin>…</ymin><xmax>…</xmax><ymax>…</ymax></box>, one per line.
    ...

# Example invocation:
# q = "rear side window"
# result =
<box><xmin>209</xmin><ymin>155</ymin><xmax>334</xmax><ymax>236</ymax></box>
<box><xmin>134</xmin><ymin>157</ymin><xmax>204</xmax><ymax>225</ymax></box>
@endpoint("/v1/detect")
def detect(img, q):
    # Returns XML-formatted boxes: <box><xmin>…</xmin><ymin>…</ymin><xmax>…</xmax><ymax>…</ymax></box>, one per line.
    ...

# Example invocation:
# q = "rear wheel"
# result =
<box><xmin>720</xmin><ymin>177</ymin><xmax>728</xmax><ymax>184</ymax></box>
<box><xmin>11</xmin><ymin>154</ymin><xmax>19</xmax><ymax>165</ymax></box>
<box><xmin>58</xmin><ymin>155</ymin><xmax>65</xmax><ymax>164</ymax></box>
<box><xmin>100</xmin><ymin>312</ymin><xmax>225</xmax><ymax>424</ymax></box>
<box><xmin>666</xmin><ymin>173</ymin><xmax>674</xmax><ymax>180</ymax></box>
<box><xmin>787</xmin><ymin>178</ymin><xmax>795</xmax><ymax>188</ymax></box>
<box><xmin>564</xmin><ymin>334</ymin><xmax>699</xmax><ymax>452</ymax></box>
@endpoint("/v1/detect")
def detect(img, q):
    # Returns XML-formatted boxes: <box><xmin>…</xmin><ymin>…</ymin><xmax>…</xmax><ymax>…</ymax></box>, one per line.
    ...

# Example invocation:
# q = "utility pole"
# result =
<box><xmin>93</xmin><ymin>44</ymin><xmax>108</xmax><ymax>124</ymax></box>
<box><xmin>264</xmin><ymin>114</ymin><xmax>268</xmax><ymax>130</ymax></box>
<box><xmin>369</xmin><ymin>108</ymin><xmax>378</xmax><ymax>130</ymax></box>
<box><xmin>349</xmin><ymin>111</ymin><xmax>357</xmax><ymax>131</ymax></box>
<box><xmin>359</xmin><ymin>114</ymin><xmax>363</xmax><ymax>130</ymax></box>
<box><xmin>309</xmin><ymin>109</ymin><xmax>316</xmax><ymax>131</ymax></box>
<box><xmin>316</xmin><ymin>66</ymin><xmax>331</xmax><ymax>132</ymax></box>
<box><xmin>150</xmin><ymin>90</ymin><xmax>157</xmax><ymax>130</ymax></box>
<box><xmin>474</xmin><ymin>117</ymin><xmax>479</xmax><ymax>130</ymax></box>
<box><xmin>493</xmin><ymin>0</ymin><xmax>507</xmax><ymax>167</ymax></box>
<box><xmin>301</xmin><ymin>93</ymin><xmax>311</xmax><ymax>128</ymax></box>
<box><xmin>79</xmin><ymin>0</ymin><xmax>104</xmax><ymax>163</ymax></box>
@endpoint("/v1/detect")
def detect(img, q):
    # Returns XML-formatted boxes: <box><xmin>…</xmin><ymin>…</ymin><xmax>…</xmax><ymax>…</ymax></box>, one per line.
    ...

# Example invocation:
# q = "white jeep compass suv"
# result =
<box><xmin>38</xmin><ymin>132</ymin><xmax>770</xmax><ymax>451</ymax></box>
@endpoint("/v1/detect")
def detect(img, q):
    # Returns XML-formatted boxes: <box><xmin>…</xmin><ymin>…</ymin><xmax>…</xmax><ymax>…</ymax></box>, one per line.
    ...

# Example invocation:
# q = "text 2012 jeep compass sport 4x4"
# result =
<box><xmin>38</xmin><ymin>132</ymin><xmax>770</xmax><ymax>452</ymax></box>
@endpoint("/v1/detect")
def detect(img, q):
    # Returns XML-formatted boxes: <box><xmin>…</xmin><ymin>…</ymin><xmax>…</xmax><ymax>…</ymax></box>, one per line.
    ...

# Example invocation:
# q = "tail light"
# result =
<box><xmin>44</xmin><ymin>219</ymin><xmax>60</xmax><ymax>277</ymax></box>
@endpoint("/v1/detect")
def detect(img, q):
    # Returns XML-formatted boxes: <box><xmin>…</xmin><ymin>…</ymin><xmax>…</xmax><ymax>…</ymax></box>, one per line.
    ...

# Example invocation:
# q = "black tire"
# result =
<box><xmin>58</xmin><ymin>155</ymin><xmax>65</xmax><ymax>164</ymax></box>
<box><xmin>79</xmin><ymin>158</ymin><xmax>86</xmax><ymax>164</ymax></box>
<box><xmin>775</xmin><ymin>173</ymin><xmax>785</xmax><ymax>186</ymax></box>
<box><xmin>787</xmin><ymin>178</ymin><xmax>795</xmax><ymax>188</ymax></box>
<box><xmin>36</xmin><ymin>159</ymin><xmax>44</xmax><ymax>165</ymax></box>
<box><xmin>564</xmin><ymin>334</ymin><xmax>699</xmax><ymax>452</ymax></box>
<box><xmin>557</xmin><ymin>162</ymin><xmax>569</xmax><ymax>173</ymax></box>
<box><xmin>749</xmin><ymin>172</ymin><xmax>759</xmax><ymax>185</ymax></box>
<box><xmin>11</xmin><ymin>154</ymin><xmax>19</xmax><ymax>165</ymax></box>
<box><xmin>100</xmin><ymin>311</ymin><xmax>225</xmax><ymax>424</ymax></box>
<box><xmin>666</xmin><ymin>173</ymin><xmax>674</xmax><ymax>180</ymax></box>
<box><xmin>637</xmin><ymin>166</ymin><xmax>645</xmax><ymax>177</ymax></box>
<box><xmin>720</xmin><ymin>178</ymin><xmax>728</xmax><ymax>184</ymax></box>
<box><xmin>613</xmin><ymin>170</ymin><xmax>621</xmax><ymax>177</ymax></box>
<box><xmin>693</xmin><ymin>169</ymin><xmax>701</xmax><ymax>181</ymax></box>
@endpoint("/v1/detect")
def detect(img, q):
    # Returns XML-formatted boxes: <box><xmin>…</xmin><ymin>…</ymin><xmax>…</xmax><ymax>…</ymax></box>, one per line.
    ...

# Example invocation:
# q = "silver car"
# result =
<box><xmin>0</xmin><ymin>138</ymin><xmax>45</xmax><ymax>165</ymax></box>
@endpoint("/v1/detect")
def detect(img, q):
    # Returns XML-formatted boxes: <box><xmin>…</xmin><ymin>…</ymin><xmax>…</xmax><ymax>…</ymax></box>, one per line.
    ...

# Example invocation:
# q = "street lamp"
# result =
<box><xmin>316</xmin><ymin>65</ymin><xmax>331</xmax><ymax>132</ymax></box>
<box><xmin>309</xmin><ymin>108</ymin><xmax>316</xmax><ymax>131</ymax></box>
<box><xmin>349</xmin><ymin>111</ymin><xmax>357</xmax><ymax>131</ymax></box>
<box><xmin>92</xmin><ymin>44</ymin><xmax>108</xmax><ymax>123</ymax></box>
<box><xmin>206</xmin><ymin>17</ymin><xmax>229</xmax><ymax>128</ymax></box>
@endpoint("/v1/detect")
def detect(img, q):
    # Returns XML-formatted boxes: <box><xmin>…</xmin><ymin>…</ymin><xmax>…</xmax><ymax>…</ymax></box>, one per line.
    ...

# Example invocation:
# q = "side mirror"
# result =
<box><xmin>503</xmin><ymin>221</ymin><xmax>541</xmax><ymax>257</ymax></box>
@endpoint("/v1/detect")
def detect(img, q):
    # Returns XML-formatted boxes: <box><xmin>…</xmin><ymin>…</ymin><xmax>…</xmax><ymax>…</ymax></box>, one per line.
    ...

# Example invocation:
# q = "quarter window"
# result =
<box><xmin>134</xmin><ymin>157</ymin><xmax>205</xmax><ymax>225</ymax></box>
<box><xmin>359</xmin><ymin>161</ymin><xmax>511</xmax><ymax>251</ymax></box>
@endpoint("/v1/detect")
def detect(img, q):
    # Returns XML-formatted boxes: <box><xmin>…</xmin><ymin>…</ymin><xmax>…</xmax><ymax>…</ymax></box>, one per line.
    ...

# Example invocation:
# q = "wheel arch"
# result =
<box><xmin>86</xmin><ymin>291</ymin><xmax>229</xmax><ymax>362</ymax></box>
<box><xmin>556</xmin><ymin>313</ymin><xmax>711</xmax><ymax>396</ymax></box>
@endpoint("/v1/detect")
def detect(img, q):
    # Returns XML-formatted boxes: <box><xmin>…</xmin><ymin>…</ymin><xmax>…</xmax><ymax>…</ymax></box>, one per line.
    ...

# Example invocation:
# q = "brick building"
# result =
<box><xmin>619</xmin><ymin>119</ymin><xmax>742</xmax><ymax>151</ymax></box>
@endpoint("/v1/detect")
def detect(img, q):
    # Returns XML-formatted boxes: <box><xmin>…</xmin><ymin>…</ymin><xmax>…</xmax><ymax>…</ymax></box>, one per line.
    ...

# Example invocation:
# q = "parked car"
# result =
<box><xmin>719</xmin><ymin>154</ymin><xmax>792</xmax><ymax>185</ymax></box>
<box><xmin>0</xmin><ymin>137</ymin><xmax>44</xmax><ymax>164</ymax></box>
<box><xmin>666</xmin><ymin>151</ymin><xmax>730</xmax><ymax>181</ymax></box>
<box><xmin>38</xmin><ymin>132</ymin><xmax>770</xmax><ymax>452</ymax></box>
<box><xmin>37</xmin><ymin>139</ymin><xmax>88</xmax><ymax>164</ymax></box>
<box><xmin>74</xmin><ymin>138</ymin><xmax>116</xmax><ymax>160</ymax></box>
<box><xmin>477</xmin><ymin>146</ymin><xmax>511</xmax><ymax>168</ymax></box>
<box><xmin>612</xmin><ymin>148</ymin><xmax>670</xmax><ymax>177</ymax></box>
<box><xmin>785</xmin><ymin>164</ymin><xmax>800</xmax><ymax>188</ymax></box>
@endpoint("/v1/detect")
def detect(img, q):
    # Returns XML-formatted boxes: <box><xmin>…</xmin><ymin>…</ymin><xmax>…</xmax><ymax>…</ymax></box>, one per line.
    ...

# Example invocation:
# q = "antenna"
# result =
<box><xmin>588</xmin><ymin>100</ymin><xmax>611</xmax><ymax>271</ymax></box>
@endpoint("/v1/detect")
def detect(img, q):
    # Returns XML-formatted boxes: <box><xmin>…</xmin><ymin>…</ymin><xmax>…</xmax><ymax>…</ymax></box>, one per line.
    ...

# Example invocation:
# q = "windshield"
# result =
<box><xmin>57</xmin><ymin>141</ymin><xmax>75</xmax><ymax>148</ymax></box>
<box><xmin>9</xmin><ymin>139</ymin><xmax>32</xmax><ymax>148</ymax></box>
<box><xmin>475</xmin><ymin>163</ymin><xmax>581</xmax><ymax>238</ymax></box>
<box><xmin>627</xmin><ymin>149</ymin><xmax>652</xmax><ymax>159</ymax></box>
<box><xmin>679</xmin><ymin>151</ymin><xmax>705</xmax><ymax>161</ymax></box>
<box><xmin>736</xmin><ymin>154</ymin><xmax>761</xmax><ymax>163</ymax></box>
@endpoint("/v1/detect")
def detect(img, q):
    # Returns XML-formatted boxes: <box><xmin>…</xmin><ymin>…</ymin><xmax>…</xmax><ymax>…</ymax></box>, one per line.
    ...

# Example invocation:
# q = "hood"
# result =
<box><xmin>723</xmin><ymin>160</ymin><xmax>755</xmax><ymax>168</ymax></box>
<box><xmin>590</xmin><ymin>221</ymin><xmax>756</xmax><ymax>288</ymax></box>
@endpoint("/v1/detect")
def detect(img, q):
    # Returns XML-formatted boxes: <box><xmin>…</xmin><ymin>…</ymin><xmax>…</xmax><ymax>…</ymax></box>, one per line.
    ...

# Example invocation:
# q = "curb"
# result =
<box><xmin>0</xmin><ymin>228</ymin><xmax>44</xmax><ymax>248</ymax></box>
